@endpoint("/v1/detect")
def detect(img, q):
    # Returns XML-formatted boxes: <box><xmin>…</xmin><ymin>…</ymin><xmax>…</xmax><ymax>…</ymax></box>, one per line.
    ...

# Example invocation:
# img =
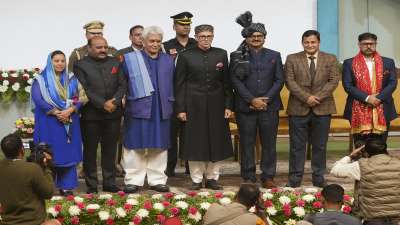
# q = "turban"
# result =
<box><xmin>236</xmin><ymin>11</ymin><xmax>267</xmax><ymax>38</ymax></box>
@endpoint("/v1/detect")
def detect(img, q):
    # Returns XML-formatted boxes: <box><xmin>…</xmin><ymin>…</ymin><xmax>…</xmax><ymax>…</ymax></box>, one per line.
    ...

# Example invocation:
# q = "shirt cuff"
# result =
<box><xmin>365</xmin><ymin>95</ymin><xmax>370</xmax><ymax>102</ymax></box>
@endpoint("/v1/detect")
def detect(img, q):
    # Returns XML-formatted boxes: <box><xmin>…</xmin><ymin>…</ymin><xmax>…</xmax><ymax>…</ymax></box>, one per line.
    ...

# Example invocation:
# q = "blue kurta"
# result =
<box><xmin>123</xmin><ymin>53</ymin><xmax>170</xmax><ymax>150</ymax></box>
<box><xmin>31</xmin><ymin>80</ymin><xmax>82</xmax><ymax>189</ymax></box>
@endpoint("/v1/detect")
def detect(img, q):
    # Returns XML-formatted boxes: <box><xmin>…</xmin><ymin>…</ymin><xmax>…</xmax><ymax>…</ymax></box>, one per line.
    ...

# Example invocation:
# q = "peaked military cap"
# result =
<box><xmin>83</xmin><ymin>20</ymin><xmax>105</xmax><ymax>33</ymax></box>
<box><xmin>170</xmin><ymin>11</ymin><xmax>193</xmax><ymax>25</ymax></box>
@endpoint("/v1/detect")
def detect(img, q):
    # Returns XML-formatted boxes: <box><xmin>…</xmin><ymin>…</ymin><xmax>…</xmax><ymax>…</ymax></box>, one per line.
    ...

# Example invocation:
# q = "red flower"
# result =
<box><xmin>296</xmin><ymin>199</ymin><xmax>305</xmax><ymax>207</ymax></box>
<box><xmin>85</xmin><ymin>193</ymin><xmax>94</xmax><ymax>199</ymax></box>
<box><xmin>283</xmin><ymin>204</ymin><xmax>292</xmax><ymax>217</ymax></box>
<box><xmin>313</xmin><ymin>201</ymin><xmax>323</xmax><ymax>209</ymax></box>
<box><xmin>343</xmin><ymin>194</ymin><xmax>351</xmax><ymax>202</ymax></box>
<box><xmin>315</xmin><ymin>192</ymin><xmax>322</xmax><ymax>199</ymax></box>
<box><xmin>76</xmin><ymin>202</ymin><xmax>85</xmax><ymax>209</ymax></box>
<box><xmin>143</xmin><ymin>200</ymin><xmax>153</xmax><ymax>210</ymax></box>
<box><xmin>188</xmin><ymin>207</ymin><xmax>198</xmax><ymax>215</ymax></box>
<box><xmin>187</xmin><ymin>191</ymin><xmax>197</xmax><ymax>197</ymax></box>
<box><xmin>156</xmin><ymin>214</ymin><xmax>166</xmax><ymax>223</ymax></box>
<box><xmin>87</xmin><ymin>208</ymin><xmax>96</xmax><ymax>214</ymax></box>
<box><xmin>124</xmin><ymin>203</ymin><xmax>133</xmax><ymax>211</ymax></box>
<box><xmin>106</xmin><ymin>199</ymin><xmax>117</xmax><ymax>206</ymax></box>
<box><xmin>164</xmin><ymin>192</ymin><xmax>174</xmax><ymax>199</ymax></box>
<box><xmin>54</xmin><ymin>204</ymin><xmax>62</xmax><ymax>212</ymax></box>
<box><xmin>162</xmin><ymin>201</ymin><xmax>171</xmax><ymax>207</ymax></box>
<box><xmin>111</xmin><ymin>66</ymin><xmax>118</xmax><ymax>74</ymax></box>
<box><xmin>118</xmin><ymin>191</ymin><xmax>126</xmax><ymax>197</ymax></box>
<box><xmin>56</xmin><ymin>217</ymin><xmax>64</xmax><ymax>224</ymax></box>
<box><xmin>215</xmin><ymin>192</ymin><xmax>223</xmax><ymax>199</ymax></box>
<box><xmin>271</xmin><ymin>187</ymin><xmax>280</xmax><ymax>193</ymax></box>
<box><xmin>106</xmin><ymin>218</ymin><xmax>115</xmax><ymax>225</ymax></box>
<box><xmin>264</xmin><ymin>200</ymin><xmax>273</xmax><ymax>208</ymax></box>
<box><xmin>170</xmin><ymin>207</ymin><xmax>180</xmax><ymax>215</ymax></box>
<box><xmin>71</xmin><ymin>216</ymin><xmax>80</xmax><ymax>224</ymax></box>
<box><xmin>132</xmin><ymin>215</ymin><xmax>142</xmax><ymax>224</ymax></box>
<box><xmin>342</xmin><ymin>205</ymin><xmax>352</xmax><ymax>214</ymax></box>
<box><xmin>66</xmin><ymin>195</ymin><xmax>74</xmax><ymax>201</ymax></box>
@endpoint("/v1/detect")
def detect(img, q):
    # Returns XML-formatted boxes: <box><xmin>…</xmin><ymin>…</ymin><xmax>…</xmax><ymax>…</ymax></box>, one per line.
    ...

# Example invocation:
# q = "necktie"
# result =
<box><xmin>309</xmin><ymin>56</ymin><xmax>316</xmax><ymax>80</ymax></box>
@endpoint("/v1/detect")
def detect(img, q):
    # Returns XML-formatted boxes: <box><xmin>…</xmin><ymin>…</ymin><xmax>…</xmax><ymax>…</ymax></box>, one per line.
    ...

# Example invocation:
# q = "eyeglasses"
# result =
<box><xmin>197</xmin><ymin>35</ymin><xmax>214</xmax><ymax>40</ymax></box>
<box><xmin>360</xmin><ymin>42</ymin><xmax>377</xmax><ymax>47</ymax></box>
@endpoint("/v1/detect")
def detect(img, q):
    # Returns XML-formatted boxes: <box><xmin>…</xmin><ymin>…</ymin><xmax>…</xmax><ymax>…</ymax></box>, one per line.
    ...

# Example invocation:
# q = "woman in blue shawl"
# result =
<box><xmin>31</xmin><ymin>50</ymin><xmax>87</xmax><ymax>196</ymax></box>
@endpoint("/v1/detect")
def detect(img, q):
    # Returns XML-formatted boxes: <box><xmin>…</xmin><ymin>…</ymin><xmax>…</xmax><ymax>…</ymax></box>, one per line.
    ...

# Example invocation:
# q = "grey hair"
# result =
<box><xmin>195</xmin><ymin>24</ymin><xmax>214</xmax><ymax>34</ymax></box>
<box><xmin>142</xmin><ymin>26</ymin><xmax>164</xmax><ymax>40</ymax></box>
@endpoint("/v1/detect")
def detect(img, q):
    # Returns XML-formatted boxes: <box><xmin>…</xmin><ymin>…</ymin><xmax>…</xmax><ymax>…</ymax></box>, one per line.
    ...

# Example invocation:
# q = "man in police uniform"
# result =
<box><xmin>115</xmin><ymin>25</ymin><xmax>144</xmax><ymax>57</ymax></box>
<box><xmin>68</xmin><ymin>20</ymin><xmax>117</xmax><ymax>72</ymax></box>
<box><xmin>163</xmin><ymin>12</ymin><xmax>197</xmax><ymax>177</ymax></box>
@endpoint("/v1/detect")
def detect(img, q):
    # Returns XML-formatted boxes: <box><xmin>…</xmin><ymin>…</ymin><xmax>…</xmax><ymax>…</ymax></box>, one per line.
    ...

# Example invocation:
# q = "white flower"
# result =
<box><xmin>86</xmin><ymin>204</ymin><xmax>101</xmax><ymax>211</ymax></box>
<box><xmin>0</xmin><ymin>85</ymin><xmax>8</xmax><ymax>93</ymax></box>
<box><xmin>11</xmin><ymin>82</ymin><xmax>20</xmax><ymax>91</ymax></box>
<box><xmin>283</xmin><ymin>187</ymin><xmax>295</xmax><ymax>192</ymax></box>
<box><xmin>262</xmin><ymin>192</ymin><xmax>274</xmax><ymax>200</ymax></box>
<box><xmin>279</xmin><ymin>196</ymin><xmax>291</xmax><ymax>205</ymax></box>
<box><xmin>152</xmin><ymin>193</ymin><xmax>163</xmax><ymax>200</ymax></box>
<box><xmin>24</xmin><ymin>85</ymin><xmax>31</xmax><ymax>93</ymax></box>
<box><xmin>27</xmin><ymin>78</ymin><xmax>34</xmax><ymax>85</ymax></box>
<box><xmin>68</xmin><ymin>205</ymin><xmax>81</xmax><ymax>216</ymax></box>
<box><xmin>2</xmin><ymin>80</ymin><xmax>9</xmax><ymax>86</ymax></box>
<box><xmin>50</xmin><ymin>196</ymin><xmax>63</xmax><ymax>201</ymax></box>
<box><xmin>136</xmin><ymin>208</ymin><xmax>149</xmax><ymax>218</ymax></box>
<box><xmin>302</xmin><ymin>194</ymin><xmax>315</xmax><ymax>203</ymax></box>
<box><xmin>74</xmin><ymin>196</ymin><xmax>84</xmax><ymax>203</ymax></box>
<box><xmin>47</xmin><ymin>207</ymin><xmax>59</xmax><ymax>217</ymax></box>
<box><xmin>293</xmin><ymin>206</ymin><xmax>305</xmax><ymax>217</ymax></box>
<box><xmin>198</xmin><ymin>191</ymin><xmax>210</xmax><ymax>197</ymax></box>
<box><xmin>153</xmin><ymin>202</ymin><xmax>165</xmax><ymax>211</ymax></box>
<box><xmin>33</xmin><ymin>72</ymin><xmax>39</xmax><ymax>78</ymax></box>
<box><xmin>98</xmin><ymin>211</ymin><xmax>110</xmax><ymax>220</ymax></box>
<box><xmin>115</xmin><ymin>207</ymin><xmax>126</xmax><ymax>218</ymax></box>
<box><xmin>319</xmin><ymin>208</ymin><xmax>325</xmax><ymax>213</ymax></box>
<box><xmin>174</xmin><ymin>194</ymin><xmax>187</xmax><ymax>200</ymax></box>
<box><xmin>127</xmin><ymin>193</ymin><xmax>141</xmax><ymax>199</ymax></box>
<box><xmin>126</xmin><ymin>198</ymin><xmax>139</xmax><ymax>206</ymax></box>
<box><xmin>200</xmin><ymin>202</ymin><xmax>211</xmax><ymax>210</ymax></box>
<box><xmin>223</xmin><ymin>191</ymin><xmax>236</xmax><ymax>197</ymax></box>
<box><xmin>284</xmin><ymin>219</ymin><xmax>297</xmax><ymax>225</ymax></box>
<box><xmin>266</xmin><ymin>206</ymin><xmax>277</xmax><ymax>216</ymax></box>
<box><xmin>1</xmin><ymin>72</ymin><xmax>8</xmax><ymax>78</ymax></box>
<box><xmin>175</xmin><ymin>201</ymin><xmax>189</xmax><ymax>209</ymax></box>
<box><xmin>219</xmin><ymin>197</ymin><xmax>232</xmax><ymax>205</ymax></box>
<box><xmin>304</xmin><ymin>187</ymin><xmax>318</xmax><ymax>194</ymax></box>
<box><xmin>248</xmin><ymin>206</ymin><xmax>256</xmax><ymax>213</ymax></box>
<box><xmin>10</xmin><ymin>73</ymin><xmax>18</xmax><ymax>78</ymax></box>
<box><xmin>128</xmin><ymin>223</ymin><xmax>134</xmax><ymax>225</ymax></box>
<box><xmin>188</xmin><ymin>211</ymin><xmax>202</xmax><ymax>222</ymax></box>
<box><xmin>98</xmin><ymin>194</ymin><xmax>113</xmax><ymax>200</ymax></box>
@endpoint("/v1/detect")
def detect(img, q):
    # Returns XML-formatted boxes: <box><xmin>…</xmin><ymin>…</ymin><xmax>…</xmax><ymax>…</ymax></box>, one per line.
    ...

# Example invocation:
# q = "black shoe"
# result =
<box><xmin>149</xmin><ymin>184</ymin><xmax>170</xmax><ymax>192</ymax></box>
<box><xmin>86</xmin><ymin>188</ymin><xmax>98</xmax><ymax>194</ymax></box>
<box><xmin>165</xmin><ymin>168</ymin><xmax>176</xmax><ymax>177</ymax></box>
<box><xmin>123</xmin><ymin>184</ymin><xmax>139</xmax><ymax>193</ymax></box>
<box><xmin>103</xmin><ymin>185</ymin><xmax>121</xmax><ymax>193</ymax></box>
<box><xmin>243</xmin><ymin>178</ymin><xmax>257</xmax><ymax>183</ymax></box>
<box><xmin>59</xmin><ymin>189</ymin><xmax>74</xmax><ymax>196</ymax></box>
<box><xmin>205</xmin><ymin>179</ymin><xmax>223</xmax><ymax>190</ymax></box>
<box><xmin>285</xmin><ymin>183</ymin><xmax>300</xmax><ymax>188</ymax></box>
<box><xmin>190</xmin><ymin>182</ymin><xmax>202</xmax><ymax>190</ymax></box>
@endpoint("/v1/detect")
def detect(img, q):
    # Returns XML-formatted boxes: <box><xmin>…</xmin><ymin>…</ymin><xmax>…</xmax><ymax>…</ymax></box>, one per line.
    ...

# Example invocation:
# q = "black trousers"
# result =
<box><xmin>81</xmin><ymin>119</ymin><xmax>121</xmax><ymax>190</ymax></box>
<box><xmin>288</xmin><ymin>112</ymin><xmax>331</xmax><ymax>187</ymax></box>
<box><xmin>236</xmin><ymin>110</ymin><xmax>279</xmax><ymax>182</ymax></box>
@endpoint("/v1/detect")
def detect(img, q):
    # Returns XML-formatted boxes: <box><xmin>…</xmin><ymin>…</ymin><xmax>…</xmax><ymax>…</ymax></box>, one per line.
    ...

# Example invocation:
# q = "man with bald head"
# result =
<box><xmin>73</xmin><ymin>36</ymin><xmax>127</xmax><ymax>194</ymax></box>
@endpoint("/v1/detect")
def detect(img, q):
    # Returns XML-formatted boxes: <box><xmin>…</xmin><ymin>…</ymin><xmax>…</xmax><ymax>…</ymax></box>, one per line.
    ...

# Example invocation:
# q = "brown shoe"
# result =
<box><xmin>262</xmin><ymin>179</ymin><xmax>277</xmax><ymax>189</ymax></box>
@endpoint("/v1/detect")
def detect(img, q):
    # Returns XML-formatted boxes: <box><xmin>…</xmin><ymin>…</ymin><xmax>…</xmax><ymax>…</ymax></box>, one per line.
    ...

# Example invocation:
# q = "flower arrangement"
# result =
<box><xmin>42</xmin><ymin>188</ymin><xmax>354</xmax><ymax>225</ymax></box>
<box><xmin>14</xmin><ymin>117</ymin><xmax>35</xmax><ymax>138</ymax></box>
<box><xmin>0</xmin><ymin>68</ymin><xmax>40</xmax><ymax>103</ymax></box>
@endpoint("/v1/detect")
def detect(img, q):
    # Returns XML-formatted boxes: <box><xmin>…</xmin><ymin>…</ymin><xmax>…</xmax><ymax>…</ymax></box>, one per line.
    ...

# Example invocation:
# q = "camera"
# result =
<box><xmin>26</xmin><ymin>141</ymin><xmax>53</xmax><ymax>168</ymax></box>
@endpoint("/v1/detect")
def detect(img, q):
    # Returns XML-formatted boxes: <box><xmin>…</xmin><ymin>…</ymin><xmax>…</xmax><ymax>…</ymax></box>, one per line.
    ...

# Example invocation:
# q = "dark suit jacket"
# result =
<box><xmin>285</xmin><ymin>51</ymin><xmax>339</xmax><ymax>116</ymax></box>
<box><xmin>115</xmin><ymin>46</ymin><xmax>136</xmax><ymax>57</ymax></box>
<box><xmin>342</xmin><ymin>56</ymin><xmax>397</xmax><ymax>123</ymax></box>
<box><xmin>74</xmin><ymin>56</ymin><xmax>127</xmax><ymax>121</ymax></box>
<box><xmin>230</xmin><ymin>48</ymin><xmax>284</xmax><ymax>112</ymax></box>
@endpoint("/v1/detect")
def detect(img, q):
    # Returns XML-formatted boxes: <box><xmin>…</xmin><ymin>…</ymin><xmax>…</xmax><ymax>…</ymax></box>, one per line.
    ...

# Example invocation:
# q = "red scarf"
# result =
<box><xmin>351</xmin><ymin>51</ymin><xmax>386</xmax><ymax>134</ymax></box>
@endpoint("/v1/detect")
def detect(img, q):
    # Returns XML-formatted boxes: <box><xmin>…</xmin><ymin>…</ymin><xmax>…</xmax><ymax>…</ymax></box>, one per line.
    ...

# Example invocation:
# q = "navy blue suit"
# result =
<box><xmin>231</xmin><ymin>48</ymin><xmax>284</xmax><ymax>182</ymax></box>
<box><xmin>342</xmin><ymin>56</ymin><xmax>397</xmax><ymax>142</ymax></box>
